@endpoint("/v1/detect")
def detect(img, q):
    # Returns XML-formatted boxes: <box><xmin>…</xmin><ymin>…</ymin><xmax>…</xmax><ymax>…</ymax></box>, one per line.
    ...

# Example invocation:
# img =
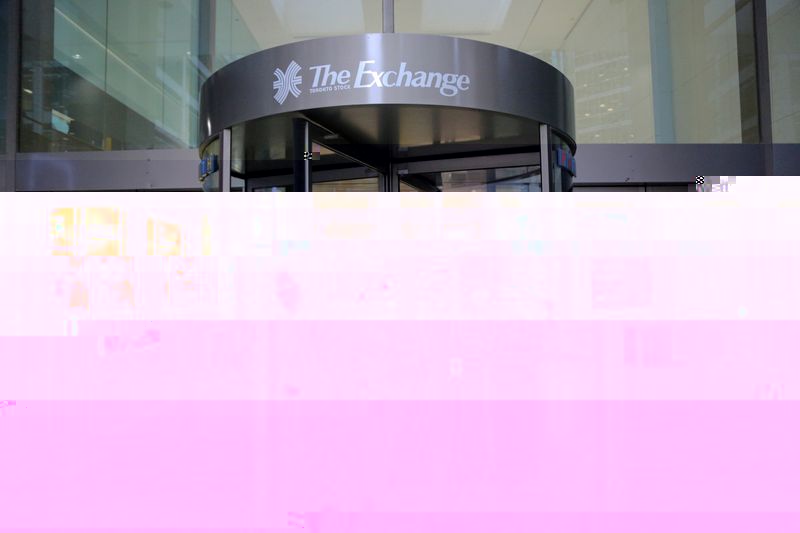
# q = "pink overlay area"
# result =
<box><xmin>2</xmin><ymin>399</ymin><xmax>800</xmax><ymax>528</ymax></box>
<box><xmin>0</xmin><ymin>320</ymin><xmax>798</xmax><ymax>401</ymax></box>
<box><xmin>2</xmin><ymin>193</ymin><xmax>800</xmax><ymax>531</ymax></box>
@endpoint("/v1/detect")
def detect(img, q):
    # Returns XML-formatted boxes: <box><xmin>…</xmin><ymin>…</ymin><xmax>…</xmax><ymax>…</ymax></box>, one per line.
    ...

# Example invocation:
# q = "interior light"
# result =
<box><xmin>607</xmin><ymin>108</ymin><xmax>614</xmax><ymax>112</ymax></box>
<box><xmin>599</xmin><ymin>104</ymin><xmax>606</xmax><ymax>108</ymax></box>
<box><xmin>72</xmin><ymin>54</ymin><xmax>82</xmax><ymax>60</ymax></box>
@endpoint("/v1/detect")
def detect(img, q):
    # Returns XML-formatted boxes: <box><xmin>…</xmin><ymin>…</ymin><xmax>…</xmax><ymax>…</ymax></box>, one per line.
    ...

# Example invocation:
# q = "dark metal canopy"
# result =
<box><xmin>199</xmin><ymin>33</ymin><xmax>576</xmax><ymax>159</ymax></box>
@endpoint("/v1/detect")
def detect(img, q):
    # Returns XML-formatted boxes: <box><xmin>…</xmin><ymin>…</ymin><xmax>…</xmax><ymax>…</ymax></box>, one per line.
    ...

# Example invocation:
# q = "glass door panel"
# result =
<box><xmin>401</xmin><ymin>166</ymin><xmax>541</xmax><ymax>192</ymax></box>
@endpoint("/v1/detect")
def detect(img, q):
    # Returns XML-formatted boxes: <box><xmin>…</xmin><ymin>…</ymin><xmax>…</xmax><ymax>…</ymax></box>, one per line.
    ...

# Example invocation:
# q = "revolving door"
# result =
<box><xmin>198</xmin><ymin>34</ymin><xmax>577</xmax><ymax>192</ymax></box>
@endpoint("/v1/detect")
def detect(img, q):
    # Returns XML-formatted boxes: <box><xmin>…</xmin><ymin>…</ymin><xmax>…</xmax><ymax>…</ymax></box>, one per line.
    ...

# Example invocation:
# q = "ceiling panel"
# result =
<box><xmin>519</xmin><ymin>0</ymin><xmax>592</xmax><ymax>52</ymax></box>
<box><xmin>420</xmin><ymin>0</ymin><xmax>513</xmax><ymax>34</ymax></box>
<box><xmin>233</xmin><ymin>0</ymin><xmax>371</xmax><ymax>48</ymax></box>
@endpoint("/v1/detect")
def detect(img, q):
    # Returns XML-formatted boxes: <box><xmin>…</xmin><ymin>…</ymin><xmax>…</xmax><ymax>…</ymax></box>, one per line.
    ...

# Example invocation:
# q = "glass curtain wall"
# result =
<box><xmin>15</xmin><ymin>0</ymin><xmax>798</xmax><ymax>153</ymax></box>
<box><xmin>767</xmin><ymin>0</ymin><xmax>800</xmax><ymax>142</ymax></box>
<box><xmin>19</xmin><ymin>0</ymin><xmax>206</xmax><ymax>152</ymax></box>
<box><xmin>395</xmin><ymin>0</ymin><xmax>752</xmax><ymax>145</ymax></box>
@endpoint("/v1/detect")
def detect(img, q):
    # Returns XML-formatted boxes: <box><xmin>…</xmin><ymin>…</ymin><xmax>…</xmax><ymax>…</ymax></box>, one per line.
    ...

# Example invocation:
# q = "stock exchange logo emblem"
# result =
<box><xmin>273</xmin><ymin>61</ymin><xmax>303</xmax><ymax>105</ymax></box>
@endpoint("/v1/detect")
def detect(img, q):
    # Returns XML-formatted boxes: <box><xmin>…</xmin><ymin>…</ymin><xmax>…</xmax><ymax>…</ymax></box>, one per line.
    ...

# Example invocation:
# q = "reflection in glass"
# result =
<box><xmin>200</xmin><ymin>138</ymin><xmax>221</xmax><ymax>192</ymax></box>
<box><xmin>396</xmin><ymin>0</ymin><xmax>750</xmax><ymax>144</ymax></box>
<box><xmin>767</xmin><ymin>0</ymin><xmax>800</xmax><ymax>142</ymax></box>
<box><xmin>551</xmin><ymin>133</ymin><xmax>575</xmax><ymax>192</ymax></box>
<box><xmin>313</xmin><ymin>177</ymin><xmax>379</xmax><ymax>191</ymax></box>
<box><xmin>401</xmin><ymin>166</ymin><xmax>541</xmax><ymax>192</ymax></box>
<box><xmin>20</xmin><ymin>0</ymin><xmax>206</xmax><ymax>152</ymax></box>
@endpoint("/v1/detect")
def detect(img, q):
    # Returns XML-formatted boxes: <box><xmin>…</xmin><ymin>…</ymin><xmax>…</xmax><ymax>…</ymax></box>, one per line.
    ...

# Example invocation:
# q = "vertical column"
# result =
<box><xmin>380</xmin><ymin>164</ymin><xmax>393</xmax><ymax>192</ymax></box>
<box><xmin>198</xmin><ymin>0</ymin><xmax>216</xmax><ymax>74</ymax></box>
<box><xmin>486</xmin><ymin>169</ymin><xmax>497</xmax><ymax>192</ymax></box>
<box><xmin>2</xmin><ymin>0</ymin><xmax>21</xmax><ymax>191</ymax></box>
<box><xmin>293</xmin><ymin>118</ymin><xmax>312</xmax><ymax>192</ymax></box>
<box><xmin>382</xmin><ymin>0</ymin><xmax>395</xmax><ymax>33</ymax></box>
<box><xmin>27</xmin><ymin>0</ymin><xmax>54</xmax><ymax>143</ymax></box>
<box><xmin>539</xmin><ymin>124</ymin><xmax>552</xmax><ymax>193</ymax></box>
<box><xmin>648</xmin><ymin>0</ymin><xmax>676</xmax><ymax>143</ymax></box>
<box><xmin>735</xmin><ymin>0</ymin><xmax>761</xmax><ymax>144</ymax></box>
<box><xmin>752</xmin><ymin>0</ymin><xmax>774</xmax><ymax>175</ymax></box>
<box><xmin>382</xmin><ymin>147</ymin><xmax>400</xmax><ymax>191</ymax></box>
<box><xmin>220</xmin><ymin>128</ymin><xmax>232</xmax><ymax>192</ymax></box>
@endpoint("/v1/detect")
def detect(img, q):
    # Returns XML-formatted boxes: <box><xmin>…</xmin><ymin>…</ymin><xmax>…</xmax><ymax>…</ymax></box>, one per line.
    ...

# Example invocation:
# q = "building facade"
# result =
<box><xmin>1</xmin><ymin>0</ymin><xmax>798</xmax><ymax>191</ymax></box>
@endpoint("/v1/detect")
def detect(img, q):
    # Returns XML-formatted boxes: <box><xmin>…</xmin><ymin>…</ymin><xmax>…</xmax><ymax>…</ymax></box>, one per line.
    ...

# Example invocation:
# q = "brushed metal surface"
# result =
<box><xmin>199</xmin><ymin>33</ymin><xmax>575</xmax><ymax>151</ymax></box>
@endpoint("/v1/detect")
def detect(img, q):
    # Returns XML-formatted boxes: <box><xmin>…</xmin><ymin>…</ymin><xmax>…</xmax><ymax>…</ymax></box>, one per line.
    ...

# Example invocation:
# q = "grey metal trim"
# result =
<box><xmin>573</xmin><ymin>184</ymin><xmax>695</xmax><ymax>192</ymax></box>
<box><xmin>303</xmin><ymin>122</ymin><xmax>311</xmax><ymax>191</ymax></box>
<box><xmin>15</xmin><ymin>149</ymin><xmax>201</xmax><ymax>191</ymax></box>
<box><xmin>539</xmin><ymin>124</ymin><xmax>551</xmax><ymax>192</ymax></box>
<box><xmin>574</xmin><ymin>143</ymin><xmax>795</xmax><ymax>180</ymax></box>
<box><xmin>221</xmin><ymin>128</ymin><xmax>232</xmax><ymax>191</ymax></box>
<box><xmin>2</xmin><ymin>0</ymin><xmax>21</xmax><ymax>191</ymax></box>
<box><xmin>200</xmin><ymin>34</ymin><xmax>576</xmax><ymax>150</ymax></box>
<box><xmin>247</xmin><ymin>166</ymin><xmax>378</xmax><ymax>187</ymax></box>
<box><xmin>573</xmin><ymin>176</ymin><xmax>693</xmax><ymax>185</ymax></box>
<box><xmin>388</xmin><ymin>161</ymin><xmax>400</xmax><ymax>191</ymax></box>
<box><xmin>292</xmin><ymin>118</ymin><xmax>311</xmax><ymax>191</ymax></box>
<box><xmin>382</xmin><ymin>0</ymin><xmax>394</xmax><ymax>33</ymax></box>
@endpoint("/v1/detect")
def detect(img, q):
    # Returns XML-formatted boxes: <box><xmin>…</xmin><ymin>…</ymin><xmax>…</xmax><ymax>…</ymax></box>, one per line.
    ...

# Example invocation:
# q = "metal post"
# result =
<box><xmin>752</xmin><ymin>0</ymin><xmax>774</xmax><ymax>174</ymax></box>
<box><xmin>292</xmin><ymin>118</ymin><xmax>311</xmax><ymax>192</ymax></box>
<box><xmin>198</xmin><ymin>0</ymin><xmax>216</xmax><ymax>74</ymax></box>
<box><xmin>486</xmin><ymin>169</ymin><xmax>496</xmax><ymax>192</ymax></box>
<box><xmin>382</xmin><ymin>0</ymin><xmax>395</xmax><ymax>33</ymax></box>
<box><xmin>380</xmin><ymin>165</ymin><xmax>391</xmax><ymax>192</ymax></box>
<box><xmin>391</xmin><ymin>165</ymin><xmax>400</xmax><ymax>191</ymax></box>
<box><xmin>220</xmin><ymin>128</ymin><xmax>231</xmax><ymax>192</ymax></box>
<box><xmin>382</xmin><ymin>146</ymin><xmax>399</xmax><ymax>191</ymax></box>
<box><xmin>539</xmin><ymin>124</ymin><xmax>552</xmax><ymax>192</ymax></box>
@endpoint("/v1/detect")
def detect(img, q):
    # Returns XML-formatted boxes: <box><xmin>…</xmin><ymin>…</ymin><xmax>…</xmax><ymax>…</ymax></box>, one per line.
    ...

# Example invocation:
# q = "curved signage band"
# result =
<box><xmin>199</xmin><ymin>33</ymin><xmax>576</xmax><ymax>152</ymax></box>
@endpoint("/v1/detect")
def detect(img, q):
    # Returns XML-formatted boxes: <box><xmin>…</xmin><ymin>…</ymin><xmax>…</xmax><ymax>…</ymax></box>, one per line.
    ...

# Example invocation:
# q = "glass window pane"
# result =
<box><xmin>396</xmin><ymin>0</ymin><xmax>748</xmax><ymax>144</ymax></box>
<box><xmin>668</xmin><ymin>0</ymin><xmax>744</xmax><ymax>143</ymax></box>
<box><xmin>20</xmin><ymin>0</ymin><xmax>205</xmax><ymax>152</ymax></box>
<box><xmin>312</xmin><ymin>177</ymin><xmax>379</xmax><ymax>191</ymax></box>
<box><xmin>768</xmin><ymin>0</ymin><xmax>800</xmax><ymax>143</ymax></box>
<box><xmin>213</xmin><ymin>0</ymin><xmax>383</xmax><ymax>72</ymax></box>
<box><xmin>401</xmin><ymin>167</ymin><xmax>541</xmax><ymax>192</ymax></box>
